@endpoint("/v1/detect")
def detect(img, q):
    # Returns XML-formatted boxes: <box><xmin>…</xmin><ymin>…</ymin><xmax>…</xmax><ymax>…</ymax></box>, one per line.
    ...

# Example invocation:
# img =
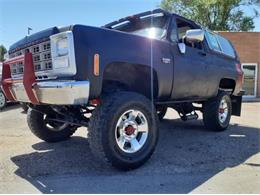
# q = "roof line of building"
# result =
<box><xmin>217</xmin><ymin>31</ymin><xmax>260</xmax><ymax>33</ymax></box>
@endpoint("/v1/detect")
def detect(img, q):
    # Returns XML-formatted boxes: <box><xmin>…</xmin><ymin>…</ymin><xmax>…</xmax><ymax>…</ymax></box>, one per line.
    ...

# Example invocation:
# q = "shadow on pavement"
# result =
<box><xmin>0</xmin><ymin>103</ymin><xmax>24</xmax><ymax>113</ymax></box>
<box><xmin>11</xmin><ymin>119</ymin><xmax>260</xmax><ymax>193</ymax></box>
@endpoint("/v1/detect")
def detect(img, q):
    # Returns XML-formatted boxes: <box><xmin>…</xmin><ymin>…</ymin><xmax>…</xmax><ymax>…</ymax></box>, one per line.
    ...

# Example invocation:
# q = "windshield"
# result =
<box><xmin>112</xmin><ymin>13</ymin><xmax>168</xmax><ymax>39</ymax></box>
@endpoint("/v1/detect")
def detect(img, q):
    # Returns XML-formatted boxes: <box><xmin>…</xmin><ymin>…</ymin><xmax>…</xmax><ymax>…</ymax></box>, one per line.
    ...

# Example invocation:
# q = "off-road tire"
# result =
<box><xmin>88</xmin><ymin>91</ymin><xmax>158</xmax><ymax>170</ymax></box>
<box><xmin>27</xmin><ymin>108</ymin><xmax>77</xmax><ymax>142</ymax></box>
<box><xmin>203</xmin><ymin>91</ymin><xmax>232</xmax><ymax>131</ymax></box>
<box><xmin>0</xmin><ymin>90</ymin><xmax>7</xmax><ymax>110</ymax></box>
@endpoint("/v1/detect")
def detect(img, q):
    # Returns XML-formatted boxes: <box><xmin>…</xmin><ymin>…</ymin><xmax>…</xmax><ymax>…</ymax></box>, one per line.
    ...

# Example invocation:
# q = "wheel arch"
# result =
<box><xmin>219</xmin><ymin>78</ymin><xmax>236</xmax><ymax>92</ymax></box>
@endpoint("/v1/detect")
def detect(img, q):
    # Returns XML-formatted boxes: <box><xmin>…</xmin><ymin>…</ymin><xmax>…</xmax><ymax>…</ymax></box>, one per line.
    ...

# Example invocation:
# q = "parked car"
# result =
<box><xmin>0</xmin><ymin>63</ymin><xmax>7</xmax><ymax>110</ymax></box>
<box><xmin>1</xmin><ymin>9</ymin><xmax>244</xmax><ymax>170</ymax></box>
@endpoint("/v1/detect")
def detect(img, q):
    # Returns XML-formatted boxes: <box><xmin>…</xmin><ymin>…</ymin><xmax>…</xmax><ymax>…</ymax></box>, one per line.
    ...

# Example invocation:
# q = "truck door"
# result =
<box><xmin>169</xmin><ymin>16</ymin><xmax>211</xmax><ymax>99</ymax></box>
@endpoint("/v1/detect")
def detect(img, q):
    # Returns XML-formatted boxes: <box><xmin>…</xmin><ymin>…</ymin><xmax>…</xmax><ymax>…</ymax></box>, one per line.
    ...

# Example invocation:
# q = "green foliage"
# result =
<box><xmin>160</xmin><ymin>0</ymin><xmax>260</xmax><ymax>31</ymax></box>
<box><xmin>0</xmin><ymin>45</ymin><xmax>7</xmax><ymax>62</ymax></box>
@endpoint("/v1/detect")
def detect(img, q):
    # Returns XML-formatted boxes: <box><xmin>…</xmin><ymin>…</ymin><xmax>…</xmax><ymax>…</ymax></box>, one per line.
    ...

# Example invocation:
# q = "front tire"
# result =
<box><xmin>203</xmin><ymin>91</ymin><xmax>232</xmax><ymax>131</ymax></box>
<box><xmin>27</xmin><ymin>108</ymin><xmax>77</xmax><ymax>142</ymax></box>
<box><xmin>88</xmin><ymin>91</ymin><xmax>158</xmax><ymax>170</ymax></box>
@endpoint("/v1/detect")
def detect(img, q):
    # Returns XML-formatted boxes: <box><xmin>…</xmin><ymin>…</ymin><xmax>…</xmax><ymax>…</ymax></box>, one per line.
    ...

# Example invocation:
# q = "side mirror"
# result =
<box><xmin>177</xmin><ymin>29</ymin><xmax>204</xmax><ymax>54</ymax></box>
<box><xmin>185</xmin><ymin>29</ymin><xmax>204</xmax><ymax>42</ymax></box>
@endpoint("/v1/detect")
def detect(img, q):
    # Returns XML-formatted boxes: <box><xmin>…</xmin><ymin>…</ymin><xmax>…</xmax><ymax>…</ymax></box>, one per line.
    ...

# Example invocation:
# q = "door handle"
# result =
<box><xmin>198</xmin><ymin>51</ymin><xmax>207</xmax><ymax>56</ymax></box>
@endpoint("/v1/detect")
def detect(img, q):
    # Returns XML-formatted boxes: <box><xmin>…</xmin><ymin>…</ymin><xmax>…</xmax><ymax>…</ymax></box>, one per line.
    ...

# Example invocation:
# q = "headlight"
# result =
<box><xmin>56</xmin><ymin>38</ymin><xmax>68</xmax><ymax>56</ymax></box>
<box><xmin>50</xmin><ymin>31</ymin><xmax>77</xmax><ymax>75</ymax></box>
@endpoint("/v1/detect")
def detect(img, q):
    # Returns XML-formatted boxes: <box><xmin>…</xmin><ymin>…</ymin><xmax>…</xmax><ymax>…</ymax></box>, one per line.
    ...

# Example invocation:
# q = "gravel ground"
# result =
<box><xmin>0</xmin><ymin>102</ymin><xmax>259</xmax><ymax>193</ymax></box>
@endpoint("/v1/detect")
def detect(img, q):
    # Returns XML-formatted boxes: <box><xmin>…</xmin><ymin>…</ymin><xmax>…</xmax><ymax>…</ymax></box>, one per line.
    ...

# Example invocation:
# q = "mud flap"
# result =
<box><xmin>231</xmin><ymin>92</ymin><xmax>244</xmax><ymax>116</ymax></box>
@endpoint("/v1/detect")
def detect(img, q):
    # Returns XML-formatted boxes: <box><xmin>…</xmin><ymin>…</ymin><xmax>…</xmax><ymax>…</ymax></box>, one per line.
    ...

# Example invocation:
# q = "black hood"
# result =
<box><xmin>9</xmin><ymin>25</ymin><xmax>73</xmax><ymax>53</ymax></box>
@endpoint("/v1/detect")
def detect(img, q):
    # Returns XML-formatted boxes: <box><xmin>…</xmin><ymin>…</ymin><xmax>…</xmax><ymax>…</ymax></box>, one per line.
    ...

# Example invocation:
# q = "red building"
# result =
<box><xmin>219</xmin><ymin>32</ymin><xmax>260</xmax><ymax>99</ymax></box>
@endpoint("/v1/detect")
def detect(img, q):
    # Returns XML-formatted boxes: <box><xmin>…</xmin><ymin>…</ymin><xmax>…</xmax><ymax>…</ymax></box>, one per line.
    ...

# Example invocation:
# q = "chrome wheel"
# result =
<box><xmin>218</xmin><ymin>97</ymin><xmax>229</xmax><ymax>123</ymax></box>
<box><xmin>115</xmin><ymin>109</ymin><xmax>149</xmax><ymax>153</ymax></box>
<box><xmin>0</xmin><ymin>91</ymin><xmax>6</xmax><ymax>109</ymax></box>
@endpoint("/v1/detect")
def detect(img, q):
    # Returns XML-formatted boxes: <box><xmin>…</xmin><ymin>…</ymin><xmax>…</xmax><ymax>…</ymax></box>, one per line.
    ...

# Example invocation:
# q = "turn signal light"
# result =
<box><xmin>236</xmin><ymin>63</ymin><xmax>244</xmax><ymax>90</ymax></box>
<box><xmin>94</xmin><ymin>54</ymin><xmax>100</xmax><ymax>76</ymax></box>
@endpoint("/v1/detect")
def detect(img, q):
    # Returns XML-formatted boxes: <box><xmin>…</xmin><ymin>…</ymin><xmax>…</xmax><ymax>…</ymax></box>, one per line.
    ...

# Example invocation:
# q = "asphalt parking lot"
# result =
<box><xmin>0</xmin><ymin>102</ymin><xmax>259</xmax><ymax>193</ymax></box>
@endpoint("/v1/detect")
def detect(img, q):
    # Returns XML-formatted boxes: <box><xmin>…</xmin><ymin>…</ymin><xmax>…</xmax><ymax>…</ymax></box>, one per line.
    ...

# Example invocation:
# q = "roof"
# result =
<box><xmin>103</xmin><ymin>9</ymin><xmax>171</xmax><ymax>29</ymax></box>
<box><xmin>103</xmin><ymin>8</ymin><xmax>204</xmax><ymax>31</ymax></box>
<box><xmin>217</xmin><ymin>31</ymin><xmax>260</xmax><ymax>34</ymax></box>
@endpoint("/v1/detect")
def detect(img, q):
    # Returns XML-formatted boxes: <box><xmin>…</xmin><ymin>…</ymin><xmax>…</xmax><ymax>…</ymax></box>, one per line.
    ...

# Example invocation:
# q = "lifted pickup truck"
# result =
<box><xmin>1</xmin><ymin>9</ymin><xmax>244</xmax><ymax>170</ymax></box>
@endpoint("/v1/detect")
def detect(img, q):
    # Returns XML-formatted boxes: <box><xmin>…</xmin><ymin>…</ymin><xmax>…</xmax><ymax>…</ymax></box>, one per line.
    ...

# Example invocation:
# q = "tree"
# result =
<box><xmin>160</xmin><ymin>0</ymin><xmax>260</xmax><ymax>31</ymax></box>
<box><xmin>0</xmin><ymin>45</ymin><xmax>7</xmax><ymax>62</ymax></box>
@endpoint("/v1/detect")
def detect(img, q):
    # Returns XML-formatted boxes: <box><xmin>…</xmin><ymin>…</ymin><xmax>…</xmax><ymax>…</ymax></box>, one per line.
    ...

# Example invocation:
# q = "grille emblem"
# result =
<box><xmin>162</xmin><ymin>58</ymin><xmax>171</xmax><ymax>64</ymax></box>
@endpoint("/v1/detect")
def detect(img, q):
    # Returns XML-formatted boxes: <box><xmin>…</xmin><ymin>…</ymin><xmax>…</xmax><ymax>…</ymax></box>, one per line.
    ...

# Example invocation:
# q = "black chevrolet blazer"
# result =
<box><xmin>2</xmin><ymin>9</ymin><xmax>244</xmax><ymax>170</ymax></box>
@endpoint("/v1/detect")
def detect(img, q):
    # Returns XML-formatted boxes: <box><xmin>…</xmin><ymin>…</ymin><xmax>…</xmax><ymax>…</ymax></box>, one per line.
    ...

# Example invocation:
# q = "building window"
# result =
<box><xmin>34</xmin><ymin>64</ymin><xmax>41</xmax><ymax>71</ymax></box>
<box><xmin>18</xmin><ymin>62</ymin><xmax>23</xmax><ymax>73</ymax></box>
<box><xmin>33</xmin><ymin>46</ymin><xmax>40</xmax><ymax>53</ymax></box>
<box><xmin>33</xmin><ymin>55</ymin><xmax>40</xmax><ymax>62</ymax></box>
<box><xmin>43</xmin><ymin>42</ymin><xmax>50</xmax><ymax>50</ymax></box>
<box><xmin>45</xmin><ymin>61</ymin><xmax>52</xmax><ymax>70</ymax></box>
<box><xmin>242</xmin><ymin>63</ymin><xmax>258</xmax><ymax>98</ymax></box>
<box><xmin>44</xmin><ymin>53</ymin><xmax>51</xmax><ymax>60</ymax></box>
<box><xmin>16</xmin><ymin>51</ymin><xmax>22</xmax><ymax>56</ymax></box>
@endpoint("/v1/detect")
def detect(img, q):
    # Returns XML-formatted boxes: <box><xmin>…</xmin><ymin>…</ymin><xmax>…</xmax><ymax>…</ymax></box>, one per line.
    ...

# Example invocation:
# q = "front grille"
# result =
<box><xmin>9</xmin><ymin>40</ymin><xmax>52</xmax><ymax>77</ymax></box>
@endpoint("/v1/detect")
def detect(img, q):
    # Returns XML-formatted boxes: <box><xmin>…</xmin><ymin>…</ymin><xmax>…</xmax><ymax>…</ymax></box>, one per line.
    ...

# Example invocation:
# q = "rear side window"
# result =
<box><xmin>205</xmin><ymin>31</ymin><xmax>236</xmax><ymax>58</ymax></box>
<box><xmin>216</xmin><ymin>35</ymin><xmax>236</xmax><ymax>58</ymax></box>
<box><xmin>205</xmin><ymin>31</ymin><xmax>221</xmax><ymax>51</ymax></box>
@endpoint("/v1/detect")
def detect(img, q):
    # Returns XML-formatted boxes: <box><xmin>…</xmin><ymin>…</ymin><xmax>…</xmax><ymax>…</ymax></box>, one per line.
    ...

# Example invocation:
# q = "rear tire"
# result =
<box><xmin>88</xmin><ymin>91</ymin><xmax>158</xmax><ymax>170</ymax></box>
<box><xmin>27</xmin><ymin>108</ymin><xmax>77</xmax><ymax>142</ymax></box>
<box><xmin>203</xmin><ymin>91</ymin><xmax>232</xmax><ymax>131</ymax></box>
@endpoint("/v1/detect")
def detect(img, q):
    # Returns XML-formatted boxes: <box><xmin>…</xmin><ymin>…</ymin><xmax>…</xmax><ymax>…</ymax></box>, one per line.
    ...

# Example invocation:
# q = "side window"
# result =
<box><xmin>205</xmin><ymin>31</ymin><xmax>236</xmax><ymax>58</ymax></box>
<box><xmin>171</xmin><ymin>18</ymin><xmax>202</xmax><ymax>50</ymax></box>
<box><xmin>176</xmin><ymin>19</ymin><xmax>192</xmax><ymax>41</ymax></box>
<box><xmin>205</xmin><ymin>31</ymin><xmax>221</xmax><ymax>51</ymax></box>
<box><xmin>216</xmin><ymin>35</ymin><xmax>236</xmax><ymax>57</ymax></box>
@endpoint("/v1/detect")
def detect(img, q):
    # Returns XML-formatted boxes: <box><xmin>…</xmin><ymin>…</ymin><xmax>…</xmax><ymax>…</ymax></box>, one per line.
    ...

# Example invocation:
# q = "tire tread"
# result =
<box><xmin>88</xmin><ymin>91</ymin><xmax>158</xmax><ymax>170</ymax></box>
<box><xmin>203</xmin><ymin>91</ymin><xmax>232</xmax><ymax>131</ymax></box>
<box><xmin>27</xmin><ymin>108</ymin><xmax>77</xmax><ymax>142</ymax></box>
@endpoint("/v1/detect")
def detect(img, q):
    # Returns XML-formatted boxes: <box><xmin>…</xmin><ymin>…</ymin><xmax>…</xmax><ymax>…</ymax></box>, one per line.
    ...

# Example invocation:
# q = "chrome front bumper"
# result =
<box><xmin>10</xmin><ymin>80</ymin><xmax>90</xmax><ymax>105</ymax></box>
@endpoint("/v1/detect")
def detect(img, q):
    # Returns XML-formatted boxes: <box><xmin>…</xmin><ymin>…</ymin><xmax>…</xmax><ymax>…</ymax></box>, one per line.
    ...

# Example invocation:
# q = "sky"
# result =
<box><xmin>0</xmin><ymin>0</ymin><xmax>259</xmax><ymax>49</ymax></box>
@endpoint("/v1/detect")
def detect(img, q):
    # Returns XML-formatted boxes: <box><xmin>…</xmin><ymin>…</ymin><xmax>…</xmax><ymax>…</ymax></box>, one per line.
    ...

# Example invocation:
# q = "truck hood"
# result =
<box><xmin>9</xmin><ymin>26</ymin><xmax>72</xmax><ymax>53</ymax></box>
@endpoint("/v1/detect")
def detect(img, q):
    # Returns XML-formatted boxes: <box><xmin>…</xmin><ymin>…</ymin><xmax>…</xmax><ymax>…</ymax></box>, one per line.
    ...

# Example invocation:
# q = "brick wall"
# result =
<box><xmin>219</xmin><ymin>32</ymin><xmax>260</xmax><ymax>98</ymax></box>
